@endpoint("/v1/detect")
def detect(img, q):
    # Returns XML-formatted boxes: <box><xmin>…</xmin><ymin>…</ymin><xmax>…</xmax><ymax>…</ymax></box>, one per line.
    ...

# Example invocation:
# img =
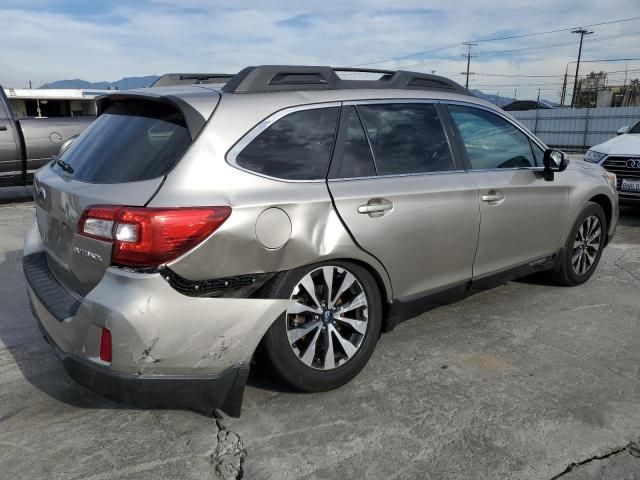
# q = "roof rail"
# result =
<box><xmin>221</xmin><ymin>65</ymin><xmax>469</xmax><ymax>95</ymax></box>
<box><xmin>152</xmin><ymin>73</ymin><xmax>234</xmax><ymax>87</ymax></box>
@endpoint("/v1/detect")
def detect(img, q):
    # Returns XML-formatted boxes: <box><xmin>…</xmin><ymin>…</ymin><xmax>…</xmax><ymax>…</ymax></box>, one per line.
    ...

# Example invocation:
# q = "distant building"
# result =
<box><xmin>2</xmin><ymin>88</ymin><xmax>106</xmax><ymax>119</ymax></box>
<box><xmin>574</xmin><ymin>72</ymin><xmax>640</xmax><ymax>108</ymax></box>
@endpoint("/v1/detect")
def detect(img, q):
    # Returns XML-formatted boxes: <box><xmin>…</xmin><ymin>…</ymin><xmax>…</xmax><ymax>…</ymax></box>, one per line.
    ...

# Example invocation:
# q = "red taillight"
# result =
<box><xmin>99</xmin><ymin>328</ymin><xmax>112</xmax><ymax>363</ymax></box>
<box><xmin>78</xmin><ymin>206</ymin><xmax>231</xmax><ymax>267</ymax></box>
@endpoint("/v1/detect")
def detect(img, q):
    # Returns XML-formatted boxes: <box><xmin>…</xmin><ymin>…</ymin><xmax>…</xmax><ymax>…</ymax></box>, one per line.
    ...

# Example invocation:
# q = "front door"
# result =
<box><xmin>444</xmin><ymin>103</ymin><xmax>568</xmax><ymax>278</ymax></box>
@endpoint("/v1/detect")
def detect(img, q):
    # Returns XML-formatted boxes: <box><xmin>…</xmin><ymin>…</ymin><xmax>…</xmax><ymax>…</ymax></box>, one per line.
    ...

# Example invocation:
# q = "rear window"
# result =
<box><xmin>54</xmin><ymin>100</ymin><xmax>191</xmax><ymax>183</ymax></box>
<box><xmin>234</xmin><ymin>107</ymin><xmax>339</xmax><ymax>180</ymax></box>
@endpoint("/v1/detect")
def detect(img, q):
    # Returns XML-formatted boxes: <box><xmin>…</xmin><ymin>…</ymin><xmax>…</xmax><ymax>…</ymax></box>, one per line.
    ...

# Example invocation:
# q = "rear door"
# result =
<box><xmin>328</xmin><ymin>101</ymin><xmax>480</xmax><ymax>301</ymax></box>
<box><xmin>443</xmin><ymin>103</ymin><xmax>568</xmax><ymax>278</ymax></box>
<box><xmin>33</xmin><ymin>96</ymin><xmax>215</xmax><ymax>296</ymax></box>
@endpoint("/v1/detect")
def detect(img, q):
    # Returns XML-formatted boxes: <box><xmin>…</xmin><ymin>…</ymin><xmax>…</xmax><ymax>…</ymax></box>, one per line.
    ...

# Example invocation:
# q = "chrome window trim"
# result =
<box><xmin>466</xmin><ymin>167</ymin><xmax>546</xmax><ymax>173</ymax></box>
<box><xmin>442</xmin><ymin>99</ymin><xmax>549</xmax><ymax>171</ymax></box>
<box><xmin>226</xmin><ymin>101</ymin><xmax>341</xmax><ymax>184</ymax></box>
<box><xmin>342</xmin><ymin>98</ymin><xmax>439</xmax><ymax>106</ymax></box>
<box><xmin>328</xmin><ymin>169</ymin><xmax>468</xmax><ymax>182</ymax></box>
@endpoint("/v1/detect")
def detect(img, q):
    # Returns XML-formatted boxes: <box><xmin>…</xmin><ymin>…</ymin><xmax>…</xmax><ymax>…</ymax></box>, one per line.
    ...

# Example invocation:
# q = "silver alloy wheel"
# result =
<box><xmin>285</xmin><ymin>266</ymin><xmax>369</xmax><ymax>370</ymax></box>
<box><xmin>571</xmin><ymin>215</ymin><xmax>602</xmax><ymax>275</ymax></box>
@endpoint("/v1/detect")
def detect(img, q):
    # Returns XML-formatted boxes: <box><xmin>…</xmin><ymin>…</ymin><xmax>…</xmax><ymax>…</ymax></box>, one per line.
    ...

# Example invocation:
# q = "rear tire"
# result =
<box><xmin>550</xmin><ymin>202</ymin><xmax>607</xmax><ymax>286</ymax></box>
<box><xmin>261</xmin><ymin>261</ymin><xmax>382</xmax><ymax>392</ymax></box>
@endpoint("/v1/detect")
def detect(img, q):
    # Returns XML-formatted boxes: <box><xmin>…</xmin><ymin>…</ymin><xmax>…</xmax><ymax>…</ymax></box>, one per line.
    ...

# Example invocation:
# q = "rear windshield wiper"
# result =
<box><xmin>52</xmin><ymin>155</ymin><xmax>74</xmax><ymax>174</ymax></box>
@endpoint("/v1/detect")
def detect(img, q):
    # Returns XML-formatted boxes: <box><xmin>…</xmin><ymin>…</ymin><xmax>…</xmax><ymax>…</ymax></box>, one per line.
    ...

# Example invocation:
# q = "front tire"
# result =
<box><xmin>262</xmin><ymin>261</ymin><xmax>382</xmax><ymax>392</ymax></box>
<box><xmin>550</xmin><ymin>202</ymin><xmax>607</xmax><ymax>286</ymax></box>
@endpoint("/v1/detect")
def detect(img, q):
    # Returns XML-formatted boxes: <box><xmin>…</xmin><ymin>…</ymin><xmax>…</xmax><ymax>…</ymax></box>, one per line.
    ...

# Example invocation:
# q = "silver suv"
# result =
<box><xmin>23</xmin><ymin>66</ymin><xmax>619</xmax><ymax>417</ymax></box>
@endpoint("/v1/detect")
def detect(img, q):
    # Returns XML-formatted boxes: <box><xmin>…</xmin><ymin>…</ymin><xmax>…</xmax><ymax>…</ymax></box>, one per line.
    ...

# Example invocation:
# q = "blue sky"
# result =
<box><xmin>1</xmin><ymin>0</ymin><xmax>639</xmax><ymax>101</ymax></box>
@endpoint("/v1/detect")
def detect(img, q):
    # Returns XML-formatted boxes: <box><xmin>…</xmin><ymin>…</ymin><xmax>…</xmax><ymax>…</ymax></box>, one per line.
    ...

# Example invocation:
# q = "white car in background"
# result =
<box><xmin>585</xmin><ymin>121</ymin><xmax>640</xmax><ymax>205</ymax></box>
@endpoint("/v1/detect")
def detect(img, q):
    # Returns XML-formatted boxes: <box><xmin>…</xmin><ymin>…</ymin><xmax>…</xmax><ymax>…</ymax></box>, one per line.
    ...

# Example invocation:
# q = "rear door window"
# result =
<box><xmin>356</xmin><ymin>103</ymin><xmax>455</xmax><ymax>175</ymax></box>
<box><xmin>54</xmin><ymin>100</ymin><xmax>192</xmax><ymax>183</ymax></box>
<box><xmin>234</xmin><ymin>107</ymin><xmax>339</xmax><ymax>180</ymax></box>
<box><xmin>337</xmin><ymin>106</ymin><xmax>377</xmax><ymax>178</ymax></box>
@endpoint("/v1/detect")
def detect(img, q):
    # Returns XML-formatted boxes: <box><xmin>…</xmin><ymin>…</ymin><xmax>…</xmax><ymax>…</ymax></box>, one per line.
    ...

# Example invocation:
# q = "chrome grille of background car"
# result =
<box><xmin>602</xmin><ymin>157</ymin><xmax>640</xmax><ymax>192</ymax></box>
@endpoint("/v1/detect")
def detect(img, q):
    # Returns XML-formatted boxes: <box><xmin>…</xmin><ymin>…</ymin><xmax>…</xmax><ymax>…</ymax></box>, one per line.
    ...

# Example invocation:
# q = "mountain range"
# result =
<box><xmin>40</xmin><ymin>76</ymin><xmax>554</xmax><ymax>106</ymax></box>
<box><xmin>40</xmin><ymin>76</ymin><xmax>160</xmax><ymax>90</ymax></box>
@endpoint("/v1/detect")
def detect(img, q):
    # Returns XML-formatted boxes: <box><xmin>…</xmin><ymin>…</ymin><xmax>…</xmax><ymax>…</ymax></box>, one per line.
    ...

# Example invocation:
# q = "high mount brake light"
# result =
<box><xmin>78</xmin><ymin>206</ymin><xmax>231</xmax><ymax>267</ymax></box>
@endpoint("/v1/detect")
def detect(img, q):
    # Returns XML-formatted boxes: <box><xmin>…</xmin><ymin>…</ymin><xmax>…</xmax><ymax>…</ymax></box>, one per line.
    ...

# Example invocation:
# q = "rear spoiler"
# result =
<box><xmin>95</xmin><ymin>92</ymin><xmax>218</xmax><ymax>140</ymax></box>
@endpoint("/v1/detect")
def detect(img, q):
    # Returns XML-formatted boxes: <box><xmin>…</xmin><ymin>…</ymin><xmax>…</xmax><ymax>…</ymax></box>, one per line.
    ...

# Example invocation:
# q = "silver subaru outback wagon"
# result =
<box><xmin>23</xmin><ymin>66</ymin><xmax>619</xmax><ymax>417</ymax></box>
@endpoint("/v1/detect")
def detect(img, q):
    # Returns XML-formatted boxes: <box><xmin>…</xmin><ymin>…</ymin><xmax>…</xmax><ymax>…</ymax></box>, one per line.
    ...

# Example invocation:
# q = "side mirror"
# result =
<box><xmin>617</xmin><ymin>125</ymin><xmax>630</xmax><ymax>135</ymax></box>
<box><xmin>543</xmin><ymin>149</ymin><xmax>569</xmax><ymax>181</ymax></box>
<box><xmin>58</xmin><ymin>135</ymin><xmax>78</xmax><ymax>156</ymax></box>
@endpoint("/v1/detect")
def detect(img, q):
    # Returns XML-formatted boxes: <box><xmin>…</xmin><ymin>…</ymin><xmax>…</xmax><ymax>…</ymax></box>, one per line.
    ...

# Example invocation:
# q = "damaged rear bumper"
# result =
<box><xmin>23</xmin><ymin>219</ymin><xmax>292</xmax><ymax>417</ymax></box>
<box><xmin>36</xmin><ymin>314</ymin><xmax>249</xmax><ymax>416</ymax></box>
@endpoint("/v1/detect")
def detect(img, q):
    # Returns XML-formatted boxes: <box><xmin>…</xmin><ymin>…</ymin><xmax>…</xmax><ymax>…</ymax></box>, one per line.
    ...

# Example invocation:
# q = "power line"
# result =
<box><xmin>348</xmin><ymin>16</ymin><xmax>640</xmax><ymax>67</ymax></box>
<box><xmin>473</xmin><ymin>73</ymin><xmax>563</xmax><ymax>78</ymax></box>
<box><xmin>475</xmin><ymin>31</ymin><xmax>640</xmax><ymax>56</ymax></box>
<box><xmin>469</xmin><ymin>82</ymin><xmax>563</xmax><ymax>87</ymax></box>
<box><xmin>472</xmin><ymin>15</ymin><xmax>640</xmax><ymax>43</ymax></box>
<box><xmin>347</xmin><ymin>43</ymin><xmax>460</xmax><ymax>67</ymax></box>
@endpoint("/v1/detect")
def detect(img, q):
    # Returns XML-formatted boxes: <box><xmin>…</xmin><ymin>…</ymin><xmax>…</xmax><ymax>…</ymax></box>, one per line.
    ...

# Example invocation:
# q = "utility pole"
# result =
<box><xmin>462</xmin><ymin>42</ymin><xmax>477</xmax><ymax>89</ymax></box>
<box><xmin>570</xmin><ymin>28</ymin><xmax>593</xmax><ymax>108</ymax></box>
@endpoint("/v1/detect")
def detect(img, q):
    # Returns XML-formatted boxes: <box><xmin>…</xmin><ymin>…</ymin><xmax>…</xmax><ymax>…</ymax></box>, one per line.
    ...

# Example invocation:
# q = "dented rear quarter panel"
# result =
<box><xmin>150</xmin><ymin>92</ymin><xmax>395</xmax><ymax>301</ymax></box>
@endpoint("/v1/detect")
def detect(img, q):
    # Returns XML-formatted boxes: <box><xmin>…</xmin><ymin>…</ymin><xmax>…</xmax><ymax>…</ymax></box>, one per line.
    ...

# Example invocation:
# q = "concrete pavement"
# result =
<box><xmin>0</xmin><ymin>198</ymin><xmax>638</xmax><ymax>479</ymax></box>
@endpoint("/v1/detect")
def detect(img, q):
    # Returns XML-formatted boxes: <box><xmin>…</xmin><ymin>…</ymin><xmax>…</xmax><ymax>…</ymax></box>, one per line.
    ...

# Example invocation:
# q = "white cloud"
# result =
<box><xmin>1</xmin><ymin>0</ymin><xmax>639</xmax><ymax>101</ymax></box>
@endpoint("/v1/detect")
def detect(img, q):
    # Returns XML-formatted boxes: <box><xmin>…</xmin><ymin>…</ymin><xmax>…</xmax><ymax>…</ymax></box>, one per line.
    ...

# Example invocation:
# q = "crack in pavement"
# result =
<box><xmin>213</xmin><ymin>414</ymin><xmax>247</xmax><ymax>480</ymax></box>
<box><xmin>550</xmin><ymin>440</ymin><xmax>640</xmax><ymax>479</ymax></box>
<box><xmin>149</xmin><ymin>411</ymin><xmax>246</xmax><ymax>479</ymax></box>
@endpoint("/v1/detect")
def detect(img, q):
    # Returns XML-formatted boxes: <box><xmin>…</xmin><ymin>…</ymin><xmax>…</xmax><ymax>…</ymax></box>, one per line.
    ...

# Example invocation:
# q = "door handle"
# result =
<box><xmin>0</xmin><ymin>126</ymin><xmax>7</xmax><ymax>131</ymax></box>
<box><xmin>357</xmin><ymin>198</ymin><xmax>393</xmax><ymax>217</ymax></box>
<box><xmin>481</xmin><ymin>190</ymin><xmax>505</xmax><ymax>204</ymax></box>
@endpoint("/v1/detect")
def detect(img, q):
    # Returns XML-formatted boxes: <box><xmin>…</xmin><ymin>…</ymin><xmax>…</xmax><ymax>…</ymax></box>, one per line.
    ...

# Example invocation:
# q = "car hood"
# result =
<box><xmin>591</xmin><ymin>134</ymin><xmax>640</xmax><ymax>156</ymax></box>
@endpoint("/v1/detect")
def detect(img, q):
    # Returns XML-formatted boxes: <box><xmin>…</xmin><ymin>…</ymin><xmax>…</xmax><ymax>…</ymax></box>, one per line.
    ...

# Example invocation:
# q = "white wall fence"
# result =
<box><xmin>511</xmin><ymin>106</ymin><xmax>640</xmax><ymax>151</ymax></box>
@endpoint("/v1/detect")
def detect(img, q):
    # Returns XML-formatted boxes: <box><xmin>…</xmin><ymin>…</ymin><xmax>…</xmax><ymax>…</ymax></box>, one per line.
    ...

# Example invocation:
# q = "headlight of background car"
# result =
<box><xmin>584</xmin><ymin>149</ymin><xmax>606</xmax><ymax>163</ymax></box>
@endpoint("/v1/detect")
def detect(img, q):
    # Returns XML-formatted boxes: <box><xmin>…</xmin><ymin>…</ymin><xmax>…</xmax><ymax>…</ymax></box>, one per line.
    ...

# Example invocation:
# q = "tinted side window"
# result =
<box><xmin>338</xmin><ymin>106</ymin><xmax>376</xmax><ymax>178</ymax></box>
<box><xmin>448</xmin><ymin>105</ymin><xmax>536</xmax><ymax>169</ymax></box>
<box><xmin>357</xmin><ymin>104</ymin><xmax>454</xmax><ymax>175</ymax></box>
<box><xmin>235</xmin><ymin>107</ymin><xmax>338</xmax><ymax>180</ymax></box>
